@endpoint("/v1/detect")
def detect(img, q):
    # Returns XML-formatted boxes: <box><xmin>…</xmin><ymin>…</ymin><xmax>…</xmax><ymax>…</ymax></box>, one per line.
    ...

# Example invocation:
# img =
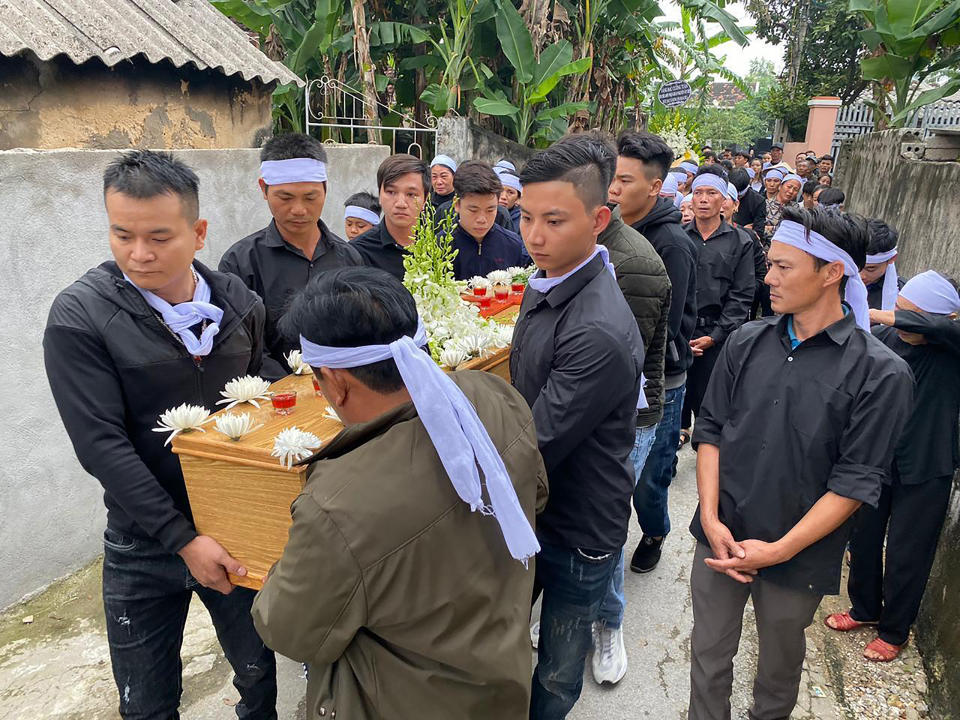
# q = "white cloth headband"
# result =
<box><xmin>660</xmin><ymin>173</ymin><xmax>680</xmax><ymax>197</ymax></box>
<box><xmin>679</xmin><ymin>161</ymin><xmax>699</xmax><ymax>174</ymax></box>
<box><xmin>673</xmin><ymin>194</ymin><xmax>684</xmax><ymax>208</ymax></box>
<box><xmin>494</xmin><ymin>160</ymin><xmax>516</xmax><ymax>172</ymax></box>
<box><xmin>431</xmin><ymin>154</ymin><xmax>458</xmax><ymax>172</ymax></box>
<box><xmin>765</xmin><ymin>168</ymin><xmax>785</xmax><ymax>181</ymax></box>
<box><xmin>866</xmin><ymin>249</ymin><xmax>899</xmax><ymax>310</ymax></box>
<box><xmin>300</xmin><ymin>320</ymin><xmax>540</xmax><ymax>565</ymax></box>
<box><xmin>691</xmin><ymin>174</ymin><xmax>729</xmax><ymax>195</ymax></box>
<box><xmin>260</xmin><ymin>158</ymin><xmax>327</xmax><ymax>185</ymax></box>
<box><xmin>782</xmin><ymin>173</ymin><xmax>803</xmax><ymax>186</ymax></box>
<box><xmin>344</xmin><ymin>206</ymin><xmax>380</xmax><ymax>225</ymax></box>
<box><xmin>681</xmin><ymin>193</ymin><xmax>693</xmax><ymax>205</ymax></box>
<box><xmin>772</xmin><ymin>220</ymin><xmax>870</xmax><ymax>330</ymax></box>
<box><xmin>726</xmin><ymin>182</ymin><xmax>739</xmax><ymax>201</ymax></box>
<box><xmin>496</xmin><ymin>168</ymin><xmax>522</xmax><ymax>192</ymax></box>
<box><xmin>900</xmin><ymin>270</ymin><xmax>960</xmax><ymax>315</ymax></box>
<box><xmin>747</xmin><ymin>168</ymin><xmax>756</xmax><ymax>179</ymax></box>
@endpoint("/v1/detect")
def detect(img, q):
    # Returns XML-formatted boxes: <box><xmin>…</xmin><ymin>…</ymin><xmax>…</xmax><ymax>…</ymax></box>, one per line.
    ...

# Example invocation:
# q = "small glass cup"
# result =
<box><xmin>311</xmin><ymin>376</ymin><xmax>322</xmax><ymax>397</ymax></box>
<box><xmin>494</xmin><ymin>285</ymin><xmax>509</xmax><ymax>300</ymax></box>
<box><xmin>511</xmin><ymin>282</ymin><xmax>525</xmax><ymax>294</ymax></box>
<box><xmin>271</xmin><ymin>391</ymin><xmax>298</xmax><ymax>415</ymax></box>
<box><xmin>479</xmin><ymin>296</ymin><xmax>493</xmax><ymax>308</ymax></box>
<box><xmin>472</xmin><ymin>285</ymin><xmax>488</xmax><ymax>297</ymax></box>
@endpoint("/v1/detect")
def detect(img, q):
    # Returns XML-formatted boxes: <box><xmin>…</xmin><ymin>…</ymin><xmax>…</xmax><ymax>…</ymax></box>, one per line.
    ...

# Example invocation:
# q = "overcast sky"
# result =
<box><xmin>660</xmin><ymin>1</ymin><xmax>785</xmax><ymax>77</ymax></box>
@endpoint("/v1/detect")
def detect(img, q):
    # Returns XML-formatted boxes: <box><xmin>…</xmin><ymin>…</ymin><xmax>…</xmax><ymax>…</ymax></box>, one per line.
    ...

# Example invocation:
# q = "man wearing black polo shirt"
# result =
<box><xmin>679</xmin><ymin>165</ymin><xmax>755</xmax><ymax>439</ymax></box>
<box><xmin>449</xmin><ymin>161</ymin><xmax>529</xmax><ymax>279</ymax></box>
<box><xmin>219</xmin><ymin>133</ymin><xmax>361</xmax><ymax>380</ymax></box>
<box><xmin>511</xmin><ymin>134</ymin><xmax>644</xmax><ymax>719</ymax></box>
<box><xmin>352</xmin><ymin>153</ymin><xmax>429</xmax><ymax>281</ymax></box>
<box><xmin>687</xmin><ymin>206</ymin><xmax>913</xmax><ymax>720</ymax></box>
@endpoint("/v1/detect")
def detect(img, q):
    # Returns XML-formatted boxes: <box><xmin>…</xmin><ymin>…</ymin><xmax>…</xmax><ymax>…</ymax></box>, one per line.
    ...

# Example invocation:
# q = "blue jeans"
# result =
<box><xmin>101</xmin><ymin>528</ymin><xmax>278</xmax><ymax>720</ymax></box>
<box><xmin>634</xmin><ymin>385</ymin><xmax>686</xmax><ymax>538</ymax></box>
<box><xmin>597</xmin><ymin>423</ymin><xmax>659</xmax><ymax>628</ymax></box>
<box><xmin>531</xmin><ymin>541</ymin><xmax>619</xmax><ymax>719</ymax></box>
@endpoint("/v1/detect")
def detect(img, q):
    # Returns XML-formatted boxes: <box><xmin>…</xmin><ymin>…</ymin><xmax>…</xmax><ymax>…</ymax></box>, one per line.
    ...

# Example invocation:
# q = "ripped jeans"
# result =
<box><xmin>101</xmin><ymin>527</ymin><xmax>277</xmax><ymax>720</ymax></box>
<box><xmin>531</xmin><ymin>541</ymin><xmax>619</xmax><ymax>719</ymax></box>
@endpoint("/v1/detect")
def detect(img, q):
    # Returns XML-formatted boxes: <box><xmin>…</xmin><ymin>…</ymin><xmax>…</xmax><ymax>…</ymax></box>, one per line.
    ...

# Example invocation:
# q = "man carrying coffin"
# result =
<box><xmin>44</xmin><ymin>150</ymin><xmax>276</xmax><ymax>719</ymax></box>
<box><xmin>252</xmin><ymin>267</ymin><xmax>546</xmax><ymax>720</ymax></box>
<box><xmin>220</xmin><ymin>133</ymin><xmax>361</xmax><ymax>380</ymax></box>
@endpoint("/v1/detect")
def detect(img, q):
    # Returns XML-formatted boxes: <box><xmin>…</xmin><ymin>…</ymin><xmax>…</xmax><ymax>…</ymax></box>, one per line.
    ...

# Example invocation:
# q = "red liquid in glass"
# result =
<box><xmin>511</xmin><ymin>283</ymin><xmax>524</xmax><ymax>293</ymax></box>
<box><xmin>494</xmin><ymin>287</ymin><xmax>509</xmax><ymax>300</ymax></box>
<box><xmin>479</xmin><ymin>296</ymin><xmax>493</xmax><ymax>308</ymax></box>
<box><xmin>312</xmin><ymin>376</ymin><xmax>322</xmax><ymax>396</ymax></box>
<box><xmin>271</xmin><ymin>392</ymin><xmax>298</xmax><ymax>414</ymax></box>
<box><xmin>473</xmin><ymin>287</ymin><xmax>488</xmax><ymax>297</ymax></box>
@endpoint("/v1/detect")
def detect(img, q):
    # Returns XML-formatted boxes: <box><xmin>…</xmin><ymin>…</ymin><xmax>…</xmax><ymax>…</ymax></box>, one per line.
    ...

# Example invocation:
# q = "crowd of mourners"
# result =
<box><xmin>42</xmin><ymin>125</ymin><xmax>959</xmax><ymax>720</ymax></box>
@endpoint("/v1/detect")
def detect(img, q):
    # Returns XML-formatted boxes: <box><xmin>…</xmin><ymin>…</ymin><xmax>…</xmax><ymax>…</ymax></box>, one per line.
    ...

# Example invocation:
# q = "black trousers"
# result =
<box><xmin>681</xmin><ymin>338</ymin><xmax>722</xmax><ymax>430</ymax></box>
<box><xmin>847</xmin><ymin>473</ymin><xmax>953</xmax><ymax>646</ymax></box>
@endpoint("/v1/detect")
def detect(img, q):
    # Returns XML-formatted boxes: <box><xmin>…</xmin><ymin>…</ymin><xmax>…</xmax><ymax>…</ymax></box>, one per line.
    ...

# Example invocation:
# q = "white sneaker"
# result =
<box><xmin>530</xmin><ymin>620</ymin><xmax>540</xmax><ymax>649</ymax></box>
<box><xmin>592</xmin><ymin>623</ymin><xmax>628</xmax><ymax>684</ymax></box>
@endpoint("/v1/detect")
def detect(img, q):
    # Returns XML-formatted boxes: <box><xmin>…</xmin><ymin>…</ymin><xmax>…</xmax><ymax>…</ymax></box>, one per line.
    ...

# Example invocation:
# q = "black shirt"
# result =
<box><xmin>351</xmin><ymin>221</ymin><xmax>412</xmax><ymax>281</ymax></box>
<box><xmin>451</xmin><ymin>222</ymin><xmax>530</xmax><ymax>280</ymax></box>
<box><xmin>219</xmin><ymin>219</ymin><xmax>362</xmax><ymax>380</ymax></box>
<box><xmin>873</xmin><ymin>311</ymin><xmax>960</xmax><ymax>484</ymax></box>
<box><xmin>510</xmin><ymin>255</ymin><xmax>645</xmax><ymax>553</ymax></box>
<box><xmin>734</xmin><ymin>187</ymin><xmax>767</xmax><ymax>240</ymax></box>
<box><xmin>866</xmin><ymin>275</ymin><xmax>906</xmax><ymax>309</ymax></box>
<box><xmin>690</xmin><ymin>311</ymin><xmax>913</xmax><ymax>594</ymax></box>
<box><xmin>685</xmin><ymin>220</ymin><xmax>755</xmax><ymax>343</ymax></box>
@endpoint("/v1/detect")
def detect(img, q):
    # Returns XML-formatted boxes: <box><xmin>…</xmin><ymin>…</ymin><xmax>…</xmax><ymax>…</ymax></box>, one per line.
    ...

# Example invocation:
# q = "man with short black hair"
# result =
<box><xmin>220</xmin><ymin>132</ymin><xmax>361</xmax><ymax>379</ymax></box>
<box><xmin>818</xmin><ymin>187</ymin><xmax>845</xmax><ymax>208</ymax></box>
<box><xmin>861</xmin><ymin>218</ymin><xmax>903</xmax><ymax>310</ymax></box>
<box><xmin>448</xmin><ymin>160</ymin><xmax>529</xmax><ymax>279</ymax></box>
<box><xmin>44</xmin><ymin>150</ymin><xmax>277</xmax><ymax>719</ymax></box>
<box><xmin>733</xmin><ymin>148</ymin><xmax>750</xmax><ymax>168</ymax></box>
<box><xmin>352</xmin><ymin>153</ymin><xmax>430</xmax><ymax>280</ymax></box>
<box><xmin>679</xmin><ymin>165</ymin><xmax>755</xmax><ymax>442</ymax></box>
<box><xmin>512</xmin><ymin>133</ymin><xmax>644</xmax><ymax>718</ymax></box>
<box><xmin>819</xmin><ymin>154</ymin><xmax>834</xmax><ymax>176</ymax></box>
<box><xmin>611</xmin><ymin>131</ymin><xmax>698</xmax><ymax>578</ymax></box>
<box><xmin>801</xmin><ymin>179</ymin><xmax>819</xmax><ymax>209</ymax></box>
<box><xmin>730</xmin><ymin>167</ymin><xmax>765</xmax><ymax>238</ymax></box>
<box><xmin>702</xmin><ymin>150</ymin><xmax>717</xmax><ymax>165</ymax></box>
<box><xmin>253</xmin><ymin>266</ymin><xmax>546</xmax><ymax>719</ymax></box>
<box><xmin>688</xmin><ymin>205</ymin><xmax>913</xmax><ymax>720</ymax></box>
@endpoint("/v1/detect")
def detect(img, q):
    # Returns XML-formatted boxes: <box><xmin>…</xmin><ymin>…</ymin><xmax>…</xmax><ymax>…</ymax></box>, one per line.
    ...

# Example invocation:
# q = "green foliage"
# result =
<box><xmin>849</xmin><ymin>0</ymin><xmax>960</xmax><ymax>126</ymax></box>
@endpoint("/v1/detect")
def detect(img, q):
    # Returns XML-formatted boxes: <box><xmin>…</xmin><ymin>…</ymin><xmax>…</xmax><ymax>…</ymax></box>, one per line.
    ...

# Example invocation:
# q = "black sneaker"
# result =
<box><xmin>630</xmin><ymin>535</ymin><xmax>664</xmax><ymax>573</ymax></box>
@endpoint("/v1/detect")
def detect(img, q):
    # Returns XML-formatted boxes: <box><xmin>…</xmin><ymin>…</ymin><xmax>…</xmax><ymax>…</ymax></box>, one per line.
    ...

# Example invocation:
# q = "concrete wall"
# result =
<box><xmin>437</xmin><ymin>116</ymin><xmax>536</xmax><ymax>170</ymax></box>
<box><xmin>836</xmin><ymin>129</ymin><xmax>960</xmax><ymax>719</ymax></box>
<box><xmin>0</xmin><ymin>144</ymin><xmax>388</xmax><ymax>609</ymax></box>
<box><xmin>0</xmin><ymin>54</ymin><xmax>274</xmax><ymax>151</ymax></box>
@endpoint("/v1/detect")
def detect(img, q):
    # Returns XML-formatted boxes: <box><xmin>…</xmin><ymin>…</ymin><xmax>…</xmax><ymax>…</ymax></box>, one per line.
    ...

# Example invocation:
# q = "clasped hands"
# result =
<box><xmin>702</xmin><ymin>518</ymin><xmax>789</xmax><ymax>584</ymax></box>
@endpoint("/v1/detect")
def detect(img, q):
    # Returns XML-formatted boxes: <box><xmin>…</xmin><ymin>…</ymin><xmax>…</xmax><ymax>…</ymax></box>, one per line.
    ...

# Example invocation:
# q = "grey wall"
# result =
<box><xmin>0</xmin><ymin>144</ymin><xmax>387</xmax><ymax>609</ymax></box>
<box><xmin>437</xmin><ymin>116</ymin><xmax>536</xmax><ymax>170</ymax></box>
<box><xmin>837</xmin><ymin>129</ymin><xmax>960</xmax><ymax>719</ymax></box>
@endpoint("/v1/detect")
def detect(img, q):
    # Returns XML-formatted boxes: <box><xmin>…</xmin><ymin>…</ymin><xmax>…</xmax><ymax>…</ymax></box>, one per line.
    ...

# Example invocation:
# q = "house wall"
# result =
<box><xmin>0</xmin><ymin>144</ymin><xmax>388</xmax><ymax>609</ymax></box>
<box><xmin>0</xmin><ymin>54</ymin><xmax>274</xmax><ymax>151</ymax></box>
<box><xmin>836</xmin><ymin>128</ymin><xmax>960</xmax><ymax>719</ymax></box>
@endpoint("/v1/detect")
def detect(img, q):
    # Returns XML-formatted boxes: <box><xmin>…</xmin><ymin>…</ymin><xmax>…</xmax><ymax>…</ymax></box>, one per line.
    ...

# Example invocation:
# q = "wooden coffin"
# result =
<box><xmin>173</xmin><ymin>331</ymin><xmax>513</xmax><ymax>590</ymax></box>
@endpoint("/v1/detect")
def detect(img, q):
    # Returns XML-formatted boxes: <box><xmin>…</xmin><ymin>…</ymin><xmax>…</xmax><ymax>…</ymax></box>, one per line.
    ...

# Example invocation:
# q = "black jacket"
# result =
<box><xmin>435</xmin><ymin>199</ymin><xmax>514</xmax><ymax>232</ymax></box>
<box><xmin>631</xmin><ymin>198</ymin><xmax>699</xmax><ymax>380</ymax></box>
<box><xmin>599</xmin><ymin>206</ymin><xmax>671</xmax><ymax>426</ymax></box>
<box><xmin>451</xmin><ymin>223</ymin><xmax>530</xmax><ymax>280</ymax></box>
<box><xmin>734</xmin><ymin>187</ymin><xmax>767</xmax><ymax>240</ymax></box>
<box><xmin>43</xmin><ymin>261</ymin><xmax>265</xmax><ymax>554</ymax></box>
<box><xmin>510</xmin><ymin>254</ymin><xmax>644</xmax><ymax>553</ymax></box>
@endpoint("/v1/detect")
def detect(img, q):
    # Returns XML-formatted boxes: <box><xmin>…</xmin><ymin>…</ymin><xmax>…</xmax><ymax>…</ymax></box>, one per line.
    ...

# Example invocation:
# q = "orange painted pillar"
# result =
<box><xmin>804</xmin><ymin>96</ymin><xmax>842</xmax><ymax>157</ymax></box>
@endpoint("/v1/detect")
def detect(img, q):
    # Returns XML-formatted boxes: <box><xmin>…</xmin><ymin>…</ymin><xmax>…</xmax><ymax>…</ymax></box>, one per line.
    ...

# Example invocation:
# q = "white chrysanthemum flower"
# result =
<box><xmin>152</xmin><ymin>404</ymin><xmax>211</xmax><ymax>446</ymax></box>
<box><xmin>487</xmin><ymin>269</ymin><xmax>511</xmax><ymax>286</ymax></box>
<box><xmin>212</xmin><ymin>412</ymin><xmax>263</xmax><ymax>441</ymax></box>
<box><xmin>271</xmin><ymin>427</ymin><xmax>323</xmax><ymax>469</ymax></box>
<box><xmin>285</xmin><ymin>350</ymin><xmax>311</xmax><ymax>375</ymax></box>
<box><xmin>440</xmin><ymin>346</ymin><xmax>471</xmax><ymax>368</ymax></box>
<box><xmin>469</xmin><ymin>275</ymin><xmax>490</xmax><ymax>289</ymax></box>
<box><xmin>216</xmin><ymin>375</ymin><xmax>272</xmax><ymax>409</ymax></box>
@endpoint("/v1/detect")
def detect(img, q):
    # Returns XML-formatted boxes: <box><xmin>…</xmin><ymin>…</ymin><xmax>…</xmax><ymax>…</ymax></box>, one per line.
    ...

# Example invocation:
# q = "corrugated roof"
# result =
<box><xmin>0</xmin><ymin>0</ymin><xmax>303</xmax><ymax>87</ymax></box>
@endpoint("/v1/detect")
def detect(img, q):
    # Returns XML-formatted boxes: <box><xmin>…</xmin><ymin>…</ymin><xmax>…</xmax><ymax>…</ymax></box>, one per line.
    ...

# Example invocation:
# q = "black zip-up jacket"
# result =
<box><xmin>43</xmin><ymin>261</ymin><xmax>265</xmax><ymax>554</ymax></box>
<box><xmin>734</xmin><ymin>187</ymin><xmax>767</xmax><ymax>240</ymax></box>
<box><xmin>451</xmin><ymin>222</ymin><xmax>531</xmax><ymax>280</ymax></box>
<box><xmin>631</xmin><ymin>198</ymin><xmax>699</xmax><ymax>381</ymax></box>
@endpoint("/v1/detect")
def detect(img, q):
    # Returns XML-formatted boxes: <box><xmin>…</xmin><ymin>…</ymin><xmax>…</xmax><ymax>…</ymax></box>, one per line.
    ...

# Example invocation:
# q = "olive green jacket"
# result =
<box><xmin>252</xmin><ymin>370</ymin><xmax>548</xmax><ymax>719</ymax></box>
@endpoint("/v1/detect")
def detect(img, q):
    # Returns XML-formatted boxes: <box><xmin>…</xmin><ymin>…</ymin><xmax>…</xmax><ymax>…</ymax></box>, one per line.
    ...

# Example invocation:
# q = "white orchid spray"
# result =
<box><xmin>212</xmin><ymin>412</ymin><xmax>263</xmax><ymax>441</ymax></box>
<box><xmin>216</xmin><ymin>375</ymin><xmax>272</xmax><ymax>409</ymax></box>
<box><xmin>152</xmin><ymin>404</ymin><xmax>212</xmax><ymax>446</ymax></box>
<box><xmin>285</xmin><ymin>349</ymin><xmax>311</xmax><ymax>375</ymax></box>
<box><xmin>271</xmin><ymin>427</ymin><xmax>323</xmax><ymax>469</ymax></box>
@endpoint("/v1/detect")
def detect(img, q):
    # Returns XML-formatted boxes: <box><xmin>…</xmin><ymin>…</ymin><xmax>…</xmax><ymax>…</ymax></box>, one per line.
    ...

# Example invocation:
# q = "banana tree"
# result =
<box><xmin>849</xmin><ymin>0</ymin><xmax>960</xmax><ymax>127</ymax></box>
<box><xmin>473</xmin><ymin>1</ymin><xmax>592</xmax><ymax>145</ymax></box>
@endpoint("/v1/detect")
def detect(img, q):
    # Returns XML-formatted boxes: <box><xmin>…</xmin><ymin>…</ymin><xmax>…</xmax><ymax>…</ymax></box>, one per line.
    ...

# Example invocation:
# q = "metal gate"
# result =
<box><xmin>831</xmin><ymin>100</ymin><xmax>960</xmax><ymax>159</ymax></box>
<box><xmin>304</xmin><ymin>76</ymin><xmax>439</xmax><ymax>158</ymax></box>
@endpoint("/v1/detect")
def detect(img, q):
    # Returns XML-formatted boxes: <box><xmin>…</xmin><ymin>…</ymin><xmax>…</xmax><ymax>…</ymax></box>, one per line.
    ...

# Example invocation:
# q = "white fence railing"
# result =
<box><xmin>831</xmin><ymin>100</ymin><xmax>960</xmax><ymax>159</ymax></box>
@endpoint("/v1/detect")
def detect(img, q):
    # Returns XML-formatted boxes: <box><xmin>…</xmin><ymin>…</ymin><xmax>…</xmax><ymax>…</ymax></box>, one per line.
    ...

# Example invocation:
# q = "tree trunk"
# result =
<box><xmin>774</xmin><ymin>0</ymin><xmax>811</xmax><ymax>142</ymax></box>
<box><xmin>351</xmin><ymin>0</ymin><xmax>381</xmax><ymax>144</ymax></box>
